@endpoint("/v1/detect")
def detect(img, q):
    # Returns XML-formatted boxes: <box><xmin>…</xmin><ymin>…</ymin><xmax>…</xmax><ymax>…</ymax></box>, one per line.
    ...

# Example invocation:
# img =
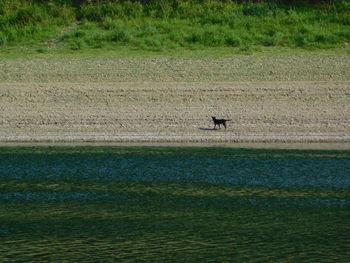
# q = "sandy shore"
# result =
<box><xmin>1</xmin><ymin>55</ymin><xmax>349</xmax><ymax>146</ymax></box>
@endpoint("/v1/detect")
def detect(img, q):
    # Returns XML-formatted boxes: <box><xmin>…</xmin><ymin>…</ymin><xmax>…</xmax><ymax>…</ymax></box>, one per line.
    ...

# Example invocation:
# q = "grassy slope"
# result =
<box><xmin>0</xmin><ymin>0</ymin><xmax>349</xmax><ymax>56</ymax></box>
<box><xmin>1</xmin><ymin>147</ymin><xmax>350</xmax><ymax>262</ymax></box>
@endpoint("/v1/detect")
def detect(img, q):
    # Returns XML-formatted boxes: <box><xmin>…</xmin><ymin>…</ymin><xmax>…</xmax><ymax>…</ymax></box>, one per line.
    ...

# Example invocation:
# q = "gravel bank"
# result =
<box><xmin>1</xmin><ymin>54</ymin><xmax>349</xmax><ymax>144</ymax></box>
<box><xmin>0</xmin><ymin>80</ymin><xmax>349</xmax><ymax>144</ymax></box>
<box><xmin>1</xmin><ymin>55</ymin><xmax>349</xmax><ymax>82</ymax></box>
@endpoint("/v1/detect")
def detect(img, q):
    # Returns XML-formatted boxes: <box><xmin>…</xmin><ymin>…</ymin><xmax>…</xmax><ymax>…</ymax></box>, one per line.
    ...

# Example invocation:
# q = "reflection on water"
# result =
<box><xmin>1</xmin><ymin>148</ymin><xmax>349</xmax><ymax>189</ymax></box>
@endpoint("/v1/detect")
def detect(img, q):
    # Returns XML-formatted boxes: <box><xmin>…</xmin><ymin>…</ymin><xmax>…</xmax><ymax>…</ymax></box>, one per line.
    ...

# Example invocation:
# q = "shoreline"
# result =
<box><xmin>1</xmin><ymin>140</ymin><xmax>350</xmax><ymax>150</ymax></box>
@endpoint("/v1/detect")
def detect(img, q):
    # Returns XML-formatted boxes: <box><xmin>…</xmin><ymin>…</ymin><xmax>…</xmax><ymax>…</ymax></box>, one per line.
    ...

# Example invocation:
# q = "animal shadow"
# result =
<box><xmin>199</xmin><ymin>127</ymin><xmax>217</xmax><ymax>131</ymax></box>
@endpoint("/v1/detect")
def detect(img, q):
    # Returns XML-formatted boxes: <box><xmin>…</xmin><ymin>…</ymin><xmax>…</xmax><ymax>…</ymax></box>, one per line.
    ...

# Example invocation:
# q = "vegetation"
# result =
<box><xmin>0</xmin><ymin>0</ymin><xmax>75</xmax><ymax>45</ymax></box>
<box><xmin>1</xmin><ymin>146</ymin><xmax>350</xmax><ymax>262</ymax></box>
<box><xmin>0</xmin><ymin>0</ymin><xmax>349</xmax><ymax>53</ymax></box>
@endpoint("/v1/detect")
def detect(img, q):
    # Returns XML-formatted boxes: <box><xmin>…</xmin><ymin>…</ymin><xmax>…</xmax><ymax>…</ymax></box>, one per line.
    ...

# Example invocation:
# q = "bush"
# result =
<box><xmin>79</xmin><ymin>1</ymin><xmax>143</xmax><ymax>21</ymax></box>
<box><xmin>70</xmin><ymin>39</ymin><xmax>86</xmax><ymax>50</ymax></box>
<box><xmin>0</xmin><ymin>33</ymin><xmax>7</xmax><ymax>45</ymax></box>
<box><xmin>295</xmin><ymin>35</ymin><xmax>310</xmax><ymax>47</ymax></box>
<box><xmin>263</xmin><ymin>32</ymin><xmax>285</xmax><ymax>46</ymax></box>
<box><xmin>242</xmin><ymin>2</ymin><xmax>278</xmax><ymax>17</ymax></box>
<box><xmin>84</xmin><ymin>32</ymin><xmax>106</xmax><ymax>48</ymax></box>
<box><xmin>109</xmin><ymin>28</ymin><xmax>133</xmax><ymax>43</ymax></box>
<box><xmin>225</xmin><ymin>35</ymin><xmax>241</xmax><ymax>47</ymax></box>
<box><xmin>9</xmin><ymin>6</ymin><xmax>46</xmax><ymax>26</ymax></box>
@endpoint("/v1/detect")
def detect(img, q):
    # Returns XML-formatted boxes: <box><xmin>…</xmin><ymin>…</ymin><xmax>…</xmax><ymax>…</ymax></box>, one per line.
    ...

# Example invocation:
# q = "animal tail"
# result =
<box><xmin>225</xmin><ymin>119</ymin><xmax>232</xmax><ymax>121</ymax></box>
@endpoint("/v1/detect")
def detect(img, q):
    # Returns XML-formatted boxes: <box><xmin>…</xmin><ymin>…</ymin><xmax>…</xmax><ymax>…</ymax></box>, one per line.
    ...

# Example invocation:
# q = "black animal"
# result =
<box><xmin>212</xmin><ymin>116</ymin><xmax>231</xmax><ymax>129</ymax></box>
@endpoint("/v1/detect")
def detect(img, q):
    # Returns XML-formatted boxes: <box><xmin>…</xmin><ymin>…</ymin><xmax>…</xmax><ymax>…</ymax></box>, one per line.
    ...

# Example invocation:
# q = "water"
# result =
<box><xmin>1</xmin><ymin>148</ymin><xmax>349</xmax><ymax>188</ymax></box>
<box><xmin>1</xmin><ymin>146</ymin><xmax>349</xmax><ymax>206</ymax></box>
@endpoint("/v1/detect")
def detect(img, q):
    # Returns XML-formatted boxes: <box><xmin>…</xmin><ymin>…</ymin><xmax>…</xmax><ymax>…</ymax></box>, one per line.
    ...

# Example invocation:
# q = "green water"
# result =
<box><xmin>1</xmin><ymin>146</ymin><xmax>349</xmax><ymax>262</ymax></box>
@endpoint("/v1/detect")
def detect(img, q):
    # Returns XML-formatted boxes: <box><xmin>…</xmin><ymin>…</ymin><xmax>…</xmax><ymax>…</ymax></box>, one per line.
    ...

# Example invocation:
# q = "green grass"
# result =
<box><xmin>1</xmin><ymin>146</ymin><xmax>350</xmax><ymax>262</ymax></box>
<box><xmin>1</xmin><ymin>45</ymin><xmax>348</xmax><ymax>59</ymax></box>
<box><xmin>0</xmin><ymin>0</ymin><xmax>349</xmax><ymax>56</ymax></box>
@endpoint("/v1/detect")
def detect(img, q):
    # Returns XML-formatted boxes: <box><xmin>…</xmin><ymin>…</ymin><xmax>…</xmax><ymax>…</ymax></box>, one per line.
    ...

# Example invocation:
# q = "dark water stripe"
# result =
<box><xmin>1</xmin><ymin>156</ymin><xmax>349</xmax><ymax>188</ymax></box>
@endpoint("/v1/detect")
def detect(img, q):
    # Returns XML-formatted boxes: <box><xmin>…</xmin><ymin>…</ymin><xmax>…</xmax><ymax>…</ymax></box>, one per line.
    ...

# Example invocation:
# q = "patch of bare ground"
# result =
<box><xmin>0</xmin><ymin>55</ymin><xmax>349</xmax><ymax>82</ymax></box>
<box><xmin>0</xmin><ymin>80</ymin><xmax>349</xmax><ymax>143</ymax></box>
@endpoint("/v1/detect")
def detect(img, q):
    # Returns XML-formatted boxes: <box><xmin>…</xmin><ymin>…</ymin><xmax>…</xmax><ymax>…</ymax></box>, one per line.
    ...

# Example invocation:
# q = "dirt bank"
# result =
<box><xmin>1</xmin><ymin>80</ymin><xmax>349</xmax><ymax>143</ymax></box>
<box><xmin>1</xmin><ymin>55</ymin><xmax>349</xmax><ymax>82</ymax></box>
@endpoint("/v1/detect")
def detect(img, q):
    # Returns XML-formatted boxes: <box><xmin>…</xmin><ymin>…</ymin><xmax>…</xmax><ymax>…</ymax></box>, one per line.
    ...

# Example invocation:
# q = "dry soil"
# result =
<box><xmin>0</xmin><ymin>55</ymin><xmax>349</xmax><ymax>144</ymax></box>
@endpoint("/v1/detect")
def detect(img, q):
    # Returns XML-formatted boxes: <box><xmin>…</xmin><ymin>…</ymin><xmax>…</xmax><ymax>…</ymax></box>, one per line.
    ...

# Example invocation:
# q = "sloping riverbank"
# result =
<box><xmin>0</xmin><ymin>55</ymin><xmax>349</xmax><ymax>144</ymax></box>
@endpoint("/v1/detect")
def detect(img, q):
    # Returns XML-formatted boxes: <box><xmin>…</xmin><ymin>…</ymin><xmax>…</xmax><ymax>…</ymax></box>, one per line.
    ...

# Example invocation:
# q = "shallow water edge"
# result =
<box><xmin>1</xmin><ymin>141</ymin><xmax>350</xmax><ymax>150</ymax></box>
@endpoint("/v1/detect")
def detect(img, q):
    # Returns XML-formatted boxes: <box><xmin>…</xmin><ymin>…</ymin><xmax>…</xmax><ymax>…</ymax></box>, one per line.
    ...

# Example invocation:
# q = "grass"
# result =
<box><xmin>0</xmin><ymin>0</ymin><xmax>349</xmax><ymax>56</ymax></box>
<box><xmin>1</xmin><ymin>146</ymin><xmax>350</xmax><ymax>262</ymax></box>
<box><xmin>1</xmin><ymin>45</ymin><xmax>348</xmax><ymax>59</ymax></box>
